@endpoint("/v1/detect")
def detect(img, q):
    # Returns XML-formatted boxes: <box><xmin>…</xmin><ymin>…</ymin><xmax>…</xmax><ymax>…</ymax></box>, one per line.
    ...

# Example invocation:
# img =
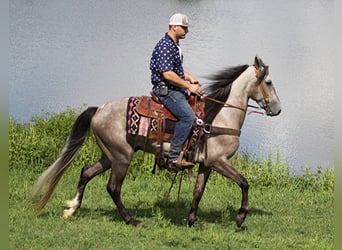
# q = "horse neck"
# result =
<box><xmin>213</xmin><ymin>66</ymin><xmax>256</xmax><ymax>130</ymax></box>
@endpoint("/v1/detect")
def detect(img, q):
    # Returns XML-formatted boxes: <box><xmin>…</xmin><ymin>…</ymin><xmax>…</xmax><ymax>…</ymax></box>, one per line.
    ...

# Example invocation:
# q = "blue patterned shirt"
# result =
<box><xmin>150</xmin><ymin>33</ymin><xmax>185</xmax><ymax>92</ymax></box>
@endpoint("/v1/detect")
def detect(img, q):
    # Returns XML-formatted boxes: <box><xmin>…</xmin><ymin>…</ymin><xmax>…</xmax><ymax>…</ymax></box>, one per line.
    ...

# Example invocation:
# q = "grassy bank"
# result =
<box><xmin>9</xmin><ymin>109</ymin><xmax>334</xmax><ymax>249</ymax></box>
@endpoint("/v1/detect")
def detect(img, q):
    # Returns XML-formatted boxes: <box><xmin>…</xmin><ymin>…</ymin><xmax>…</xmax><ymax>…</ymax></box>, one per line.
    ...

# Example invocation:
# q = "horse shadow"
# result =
<box><xmin>48</xmin><ymin>199</ymin><xmax>273</xmax><ymax>228</ymax></box>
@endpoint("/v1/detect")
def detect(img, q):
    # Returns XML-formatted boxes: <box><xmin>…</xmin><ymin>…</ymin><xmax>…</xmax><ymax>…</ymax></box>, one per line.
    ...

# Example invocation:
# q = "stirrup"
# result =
<box><xmin>167</xmin><ymin>151</ymin><xmax>194</xmax><ymax>171</ymax></box>
<box><xmin>175</xmin><ymin>151</ymin><xmax>192</xmax><ymax>167</ymax></box>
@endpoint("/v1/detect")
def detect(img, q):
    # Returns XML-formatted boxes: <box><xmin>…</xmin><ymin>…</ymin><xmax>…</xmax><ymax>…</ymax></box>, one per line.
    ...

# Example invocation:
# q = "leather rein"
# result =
<box><xmin>202</xmin><ymin>96</ymin><xmax>264</xmax><ymax>115</ymax></box>
<box><xmin>197</xmin><ymin>66</ymin><xmax>270</xmax><ymax>139</ymax></box>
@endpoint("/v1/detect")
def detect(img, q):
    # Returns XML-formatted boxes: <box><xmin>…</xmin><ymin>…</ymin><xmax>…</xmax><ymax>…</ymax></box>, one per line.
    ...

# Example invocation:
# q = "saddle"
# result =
<box><xmin>135</xmin><ymin>92</ymin><xmax>203</xmax><ymax>121</ymax></box>
<box><xmin>135</xmin><ymin>92</ymin><xmax>205</xmax><ymax>168</ymax></box>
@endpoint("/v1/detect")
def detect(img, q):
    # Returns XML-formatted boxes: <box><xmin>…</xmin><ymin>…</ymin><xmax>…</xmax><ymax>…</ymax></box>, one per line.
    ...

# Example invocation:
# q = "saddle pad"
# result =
<box><xmin>126</xmin><ymin>97</ymin><xmax>174</xmax><ymax>138</ymax></box>
<box><xmin>126</xmin><ymin>96</ymin><xmax>205</xmax><ymax>140</ymax></box>
<box><xmin>126</xmin><ymin>97</ymin><xmax>204</xmax><ymax>161</ymax></box>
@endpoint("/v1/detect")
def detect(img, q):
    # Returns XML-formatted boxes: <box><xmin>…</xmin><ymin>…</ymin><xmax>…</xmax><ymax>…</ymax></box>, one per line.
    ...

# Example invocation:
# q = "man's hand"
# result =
<box><xmin>188</xmin><ymin>82</ymin><xmax>202</xmax><ymax>96</ymax></box>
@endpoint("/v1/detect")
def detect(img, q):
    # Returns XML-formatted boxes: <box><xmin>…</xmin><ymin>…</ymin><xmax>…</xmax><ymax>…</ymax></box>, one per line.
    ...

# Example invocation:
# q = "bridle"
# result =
<box><xmin>202</xmin><ymin>65</ymin><xmax>271</xmax><ymax>115</ymax></box>
<box><xmin>254</xmin><ymin>64</ymin><xmax>272</xmax><ymax>114</ymax></box>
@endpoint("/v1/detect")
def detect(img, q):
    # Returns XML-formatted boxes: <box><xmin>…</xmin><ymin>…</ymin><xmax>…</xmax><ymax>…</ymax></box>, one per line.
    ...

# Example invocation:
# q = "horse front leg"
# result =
<box><xmin>188</xmin><ymin>163</ymin><xmax>211</xmax><ymax>227</ymax></box>
<box><xmin>211</xmin><ymin>158</ymin><xmax>249</xmax><ymax>228</ymax></box>
<box><xmin>63</xmin><ymin>155</ymin><xmax>111</xmax><ymax>218</ymax></box>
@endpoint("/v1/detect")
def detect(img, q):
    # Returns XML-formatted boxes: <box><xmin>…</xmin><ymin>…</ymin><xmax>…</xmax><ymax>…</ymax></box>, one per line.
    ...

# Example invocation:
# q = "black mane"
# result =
<box><xmin>203</xmin><ymin>64</ymin><xmax>249</xmax><ymax>123</ymax></box>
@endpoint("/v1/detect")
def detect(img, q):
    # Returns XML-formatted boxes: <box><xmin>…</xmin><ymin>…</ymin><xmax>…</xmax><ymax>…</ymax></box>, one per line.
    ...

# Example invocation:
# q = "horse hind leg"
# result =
<box><xmin>106</xmin><ymin>160</ymin><xmax>143</xmax><ymax>227</ymax></box>
<box><xmin>63</xmin><ymin>154</ymin><xmax>111</xmax><ymax>218</ymax></box>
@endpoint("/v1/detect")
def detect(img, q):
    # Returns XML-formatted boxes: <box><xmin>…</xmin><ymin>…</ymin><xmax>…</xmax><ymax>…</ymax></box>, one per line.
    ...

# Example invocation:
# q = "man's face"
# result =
<box><xmin>175</xmin><ymin>25</ymin><xmax>188</xmax><ymax>39</ymax></box>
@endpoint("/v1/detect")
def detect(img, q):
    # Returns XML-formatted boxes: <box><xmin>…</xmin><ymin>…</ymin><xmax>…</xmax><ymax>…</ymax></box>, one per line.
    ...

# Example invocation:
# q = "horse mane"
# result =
<box><xmin>203</xmin><ymin>64</ymin><xmax>249</xmax><ymax>123</ymax></box>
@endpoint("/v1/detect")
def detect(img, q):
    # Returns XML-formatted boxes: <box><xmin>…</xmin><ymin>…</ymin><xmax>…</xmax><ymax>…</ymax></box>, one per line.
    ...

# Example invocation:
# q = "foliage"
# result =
<box><xmin>229</xmin><ymin>150</ymin><xmax>334</xmax><ymax>192</ymax></box>
<box><xmin>9</xmin><ymin>108</ymin><xmax>334</xmax><ymax>191</ymax></box>
<box><xmin>9</xmin><ymin>107</ymin><xmax>100</xmax><ymax>173</ymax></box>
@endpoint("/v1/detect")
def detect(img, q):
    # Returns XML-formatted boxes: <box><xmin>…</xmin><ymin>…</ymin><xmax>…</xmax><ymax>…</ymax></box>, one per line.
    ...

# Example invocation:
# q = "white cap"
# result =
<box><xmin>169</xmin><ymin>13</ymin><xmax>190</xmax><ymax>27</ymax></box>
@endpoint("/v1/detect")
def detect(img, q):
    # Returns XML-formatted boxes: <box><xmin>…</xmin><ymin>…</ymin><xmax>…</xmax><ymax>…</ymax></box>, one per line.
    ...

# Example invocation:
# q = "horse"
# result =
<box><xmin>31</xmin><ymin>55</ymin><xmax>281</xmax><ymax>228</ymax></box>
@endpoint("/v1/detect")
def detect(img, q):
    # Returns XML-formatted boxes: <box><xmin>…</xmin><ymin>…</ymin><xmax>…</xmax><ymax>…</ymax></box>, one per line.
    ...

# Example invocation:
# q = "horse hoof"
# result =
<box><xmin>135</xmin><ymin>222</ymin><xmax>145</xmax><ymax>228</ymax></box>
<box><xmin>63</xmin><ymin>209</ymin><xmax>72</xmax><ymax>219</ymax></box>
<box><xmin>235</xmin><ymin>213</ymin><xmax>246</xmax><ymax>228</ymax></box>
<box><xmin>128</xmin><ymin>219</ymin><xmax>144</xmax><ymax>227</ymax></box>
<box><xmin>188</xmin><ymin>215</ymin><xmax>197</xmax><ymax>227</ymax></box>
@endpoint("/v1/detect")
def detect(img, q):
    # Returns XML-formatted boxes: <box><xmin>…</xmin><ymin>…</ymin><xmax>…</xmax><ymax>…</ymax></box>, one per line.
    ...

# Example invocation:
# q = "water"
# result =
<box><xmin>9</xmin><ymin>0</ymin><xmax>334</xmax><ymax>174</ymax></box>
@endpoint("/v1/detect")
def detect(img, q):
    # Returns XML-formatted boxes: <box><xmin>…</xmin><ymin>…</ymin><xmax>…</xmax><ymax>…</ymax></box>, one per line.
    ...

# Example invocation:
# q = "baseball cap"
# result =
<box><xmin>169</xmin><ymin>13</ymin><xmax>190</xmax><ymax>27</ymax></box>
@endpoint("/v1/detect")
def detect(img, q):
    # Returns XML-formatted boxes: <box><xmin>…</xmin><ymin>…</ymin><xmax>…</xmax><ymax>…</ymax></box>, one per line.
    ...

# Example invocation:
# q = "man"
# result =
<box><xmin>150</xmin><ymin>13</ymin><xmax>202</xmax><ymax>171</ymax></box>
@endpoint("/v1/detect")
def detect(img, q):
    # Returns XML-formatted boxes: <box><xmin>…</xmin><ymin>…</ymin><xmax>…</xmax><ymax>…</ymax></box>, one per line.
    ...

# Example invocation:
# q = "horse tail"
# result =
<box><xmin>31</xmin><ymin>107</ymin><xmax>98</xmax><ymax>210</ymax></box>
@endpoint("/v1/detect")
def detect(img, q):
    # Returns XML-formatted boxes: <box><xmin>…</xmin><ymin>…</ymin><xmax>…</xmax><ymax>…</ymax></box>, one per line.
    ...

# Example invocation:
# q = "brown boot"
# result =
<box><xmin>175</xmin><ymin>159</ymin><xmax>195</xmax><ymax>168</ymax></box>
<box><xmin>176</xmin><ymin>151</ymin><xmax>194</xmax><ymax>167</ymax></box>
<box><xmin>168</xmin><ymin>161</ymin><xmax>194</xmax><ymax>171</ymax></box>
<box><xmin>168</xmin><ymin>152</ymin><xmax>194</xmax><ymax>171</ymax></box>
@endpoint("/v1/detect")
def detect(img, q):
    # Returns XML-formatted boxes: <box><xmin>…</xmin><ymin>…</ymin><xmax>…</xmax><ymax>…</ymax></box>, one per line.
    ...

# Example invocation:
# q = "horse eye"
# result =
<box><xmin>265</xmin><ymin>80</ymin><xmax>272</xmax><ymax>85</ymax></box>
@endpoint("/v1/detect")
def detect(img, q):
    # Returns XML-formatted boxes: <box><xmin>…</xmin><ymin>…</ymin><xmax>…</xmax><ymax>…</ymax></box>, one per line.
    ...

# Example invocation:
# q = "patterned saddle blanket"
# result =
<box><xmin>126</xmin><ymin>96</ymin><xmax>204</xmax><ymax>141</ymax></box>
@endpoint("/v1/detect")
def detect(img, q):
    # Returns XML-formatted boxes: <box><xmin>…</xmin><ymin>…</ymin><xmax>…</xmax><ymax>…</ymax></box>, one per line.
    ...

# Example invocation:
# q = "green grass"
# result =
<box><xmin>9</xmin><ymin>109</ymin><xmax>334</xmax><ymax>249</ymax></box>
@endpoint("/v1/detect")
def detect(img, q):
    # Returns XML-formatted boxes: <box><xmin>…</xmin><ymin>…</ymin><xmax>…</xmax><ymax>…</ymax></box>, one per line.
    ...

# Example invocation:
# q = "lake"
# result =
<box><xmin>9</xmin><ymin>0</ymin><xmax>334</xmax><ymax>173</ymax></box>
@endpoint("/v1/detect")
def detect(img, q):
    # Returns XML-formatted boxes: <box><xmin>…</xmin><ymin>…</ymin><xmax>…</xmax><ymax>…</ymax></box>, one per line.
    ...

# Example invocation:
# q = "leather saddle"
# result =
<box><xmin>135</xmin><ymin>92</ymin><xmax>204</xmax><ymax>122</ymax></box>
<box><xmin>135</xmin><ymin>92</ymin><xmax>205</xmax><ymax>170</ymax></box>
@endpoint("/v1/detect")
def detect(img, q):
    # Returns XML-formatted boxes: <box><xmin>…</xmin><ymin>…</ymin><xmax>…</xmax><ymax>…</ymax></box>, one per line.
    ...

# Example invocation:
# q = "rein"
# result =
<box><xmin>202</xmin><ymin>65</ymin><xmax>272</xmax><ymax>116</ymax></box>
<box><xmin>202</xmin><ymin>96</ymin><xmax>265</xmax><ymax>115</ymax></box>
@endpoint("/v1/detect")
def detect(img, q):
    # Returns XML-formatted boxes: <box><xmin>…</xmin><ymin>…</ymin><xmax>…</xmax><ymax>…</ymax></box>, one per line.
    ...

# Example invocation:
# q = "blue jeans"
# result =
<box><xmin>153</xmin><ymin>88</ymin><xmax>195</xmax><ymax>162</ymax></box>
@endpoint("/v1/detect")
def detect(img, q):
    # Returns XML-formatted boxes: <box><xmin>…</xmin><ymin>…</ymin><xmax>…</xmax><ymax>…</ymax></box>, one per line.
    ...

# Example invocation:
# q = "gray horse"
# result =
<box><xmin>32</xmin><ymin>55</ymin><xmax>281</xmax><ymax>228</ymax></box>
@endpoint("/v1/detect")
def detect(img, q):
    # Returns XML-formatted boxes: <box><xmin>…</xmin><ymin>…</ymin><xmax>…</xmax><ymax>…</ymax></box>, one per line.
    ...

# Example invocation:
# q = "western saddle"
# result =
<box><xmin>135</xmin><ymin>92</ymin><xmax>205</xmax><ymax>169</ymax></box>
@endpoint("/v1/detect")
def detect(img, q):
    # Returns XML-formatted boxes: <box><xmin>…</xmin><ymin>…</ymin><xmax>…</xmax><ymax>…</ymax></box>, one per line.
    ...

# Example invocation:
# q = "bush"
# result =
<box><xmin>9</xmin><ymin>108</ymin><xmax>83</xmax><ymax>172</ymax></box>
<box><xmin>9</xmin><ymin>108</ymin><xmax>334</xmax><ymax>192</ymax></box>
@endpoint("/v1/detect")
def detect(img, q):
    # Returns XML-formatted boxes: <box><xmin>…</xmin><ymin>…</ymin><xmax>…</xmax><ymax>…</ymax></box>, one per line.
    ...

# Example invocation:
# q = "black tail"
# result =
<box><xmin>32</xmin><ymin>107</ymin><xmax>98</xmax><ymax>210</ymax></box>
<box><xmin>60</xmin><ymin>107</ymin><xmax>98</xmax><ymax>166</ymax></box>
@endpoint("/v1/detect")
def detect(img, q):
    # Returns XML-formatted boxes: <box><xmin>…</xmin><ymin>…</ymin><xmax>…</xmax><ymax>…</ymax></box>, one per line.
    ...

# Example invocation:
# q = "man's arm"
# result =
<box><xmin>184</xmin><ymin>71</ymin><xmax>198</xmax><ymax>84</ymax></box>
<box><xmin>162</xmin><ymin>71</ymin><xmax>202</xmax><ymax>96</ymax></box>
<box><xmin>162</xmin><ymin>71</ymin><xmax>191</xmax><ymax>89</ymax></box>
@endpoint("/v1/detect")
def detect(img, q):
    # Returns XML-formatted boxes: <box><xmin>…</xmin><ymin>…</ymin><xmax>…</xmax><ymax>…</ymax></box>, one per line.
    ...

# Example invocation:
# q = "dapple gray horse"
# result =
<box><xmin>32</xmin><ymin>55</ymin><xmax>281</xmax><ymax>228</ymax></box>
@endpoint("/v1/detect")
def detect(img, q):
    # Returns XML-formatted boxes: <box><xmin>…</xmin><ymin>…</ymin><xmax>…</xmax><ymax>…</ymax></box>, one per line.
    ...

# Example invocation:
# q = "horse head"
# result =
<box><xmin>251</xmin><ymin>55</ymin><xmax>281</xmax><ymax>116</ymax></box>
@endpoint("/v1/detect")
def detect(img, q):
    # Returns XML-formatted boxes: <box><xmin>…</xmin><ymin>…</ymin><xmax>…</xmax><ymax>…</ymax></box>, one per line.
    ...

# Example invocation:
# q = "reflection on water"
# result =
<box><xmin>9</xmin><ymin>0</ymin><xmax>334</xmax><ymax>173</ymax></box>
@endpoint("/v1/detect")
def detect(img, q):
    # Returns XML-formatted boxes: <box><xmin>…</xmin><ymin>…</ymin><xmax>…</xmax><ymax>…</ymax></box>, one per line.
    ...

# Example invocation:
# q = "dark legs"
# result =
<box><xmin>106</xmin><ymin>161</ymin><xmax>143</xmax><ymax>227</ymax></box>
<box><xmin>188</xmin><ymin>159</ymin><xmax>249</xmax><ymax>228</ymax></box>
<box><xmin>188</xmin><ymin>163</ymin><xmax>211</xmax><ymax>226</ymax></box>
<box><xmin>63</xmin><ymin>152</ymin><xmax>142</xmax><ymax>226</ymax></box>
<box><xmin>63</xmin><ymin>154</ymin><xmax>248</xmax><ymax>228</ymax></box>
<box><xmin>211</xmin><ymin>158</ymin><xmax>249</xmax><ymax>227</ymax></box>
<box><xmin>63</xmin><ymin>154</ymin><xmax>111</xmax><ymax>218</ymax></box>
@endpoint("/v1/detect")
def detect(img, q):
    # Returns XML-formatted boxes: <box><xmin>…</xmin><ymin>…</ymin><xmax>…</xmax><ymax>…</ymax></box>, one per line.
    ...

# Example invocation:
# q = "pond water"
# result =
<box><xmin>9</xmin><ymin>0</ymin><xmax>334</xmax><ymax>173</ymax></box>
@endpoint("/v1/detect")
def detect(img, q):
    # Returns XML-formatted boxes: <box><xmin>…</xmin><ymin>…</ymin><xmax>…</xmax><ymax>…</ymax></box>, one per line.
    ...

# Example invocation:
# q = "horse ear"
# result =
<box><xmin>254</xmin><ymin>54</ymin><xmax>263</xmax><ymax>69</ymax></box>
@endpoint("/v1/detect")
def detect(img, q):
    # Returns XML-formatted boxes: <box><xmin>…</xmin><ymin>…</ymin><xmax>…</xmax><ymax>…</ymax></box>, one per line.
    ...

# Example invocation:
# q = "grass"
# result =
<box><xmin>9</xmin><ymin>166</ymin><xmax>334</xmax><ymax>249</ymax></box>
<box><xmin>9</xmin><ymin>109</ymin><xmax>334</xmax><ymax>249</ymax></box>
